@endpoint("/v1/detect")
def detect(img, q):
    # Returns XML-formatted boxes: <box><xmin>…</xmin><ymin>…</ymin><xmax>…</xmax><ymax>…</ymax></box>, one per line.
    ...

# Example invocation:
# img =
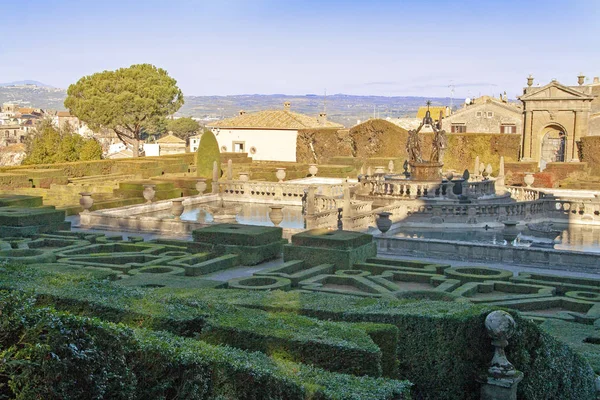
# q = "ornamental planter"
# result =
<box><xmin>195</xmin><ymin>179</ymin><xmax>207</xmax><ymax>195</ymax></box>
<box><xmin>502</xmin><ymin>221</ymin><xmax>519</xmax><ymax>245</ymax></box>
<box><xmin>375</xmin><ymin>212</ymin><xmax>392</xmax><ymax>234</ymax></box>
<box><xmin>276</xmin><ymin>168</ymin><xmax>286</xmax><ymax>183</ymax></box>
<box><xmin>143</xmin><ymin>184</ymin><xmax>156</xmax><ymax>203</ymax></box>
<box><xmin>269</xmin><ymin>205</ymin><xmax>284</xmax><ymax>226</ymax></box>
<box><xmin>79</xmin><ymin>192</ymin><xmax>94</xmax><ymax>213</ymax></box>
<box><xmin>524</xmin><ymin>173</ymin><xmax>535</xmax><ymax>188</ymax></box>
<box><xmin>239</xmin><ymin>172</ymin><xmax>250</xmax><ymax>182</ymax></box>
<box><xmin>171</xmin><ymin>199</ymin><xmax>185</xmax><ymax>221</ymax></box>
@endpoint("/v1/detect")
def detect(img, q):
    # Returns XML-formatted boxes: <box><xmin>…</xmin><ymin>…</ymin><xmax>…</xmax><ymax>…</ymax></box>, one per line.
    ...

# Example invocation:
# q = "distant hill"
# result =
<box><xmin>0</xmin><ymin>80</ymin><xmax>54</xmax><ymax>88</ymax></box>
<box><xmin>0</xmin><ymin>84</ymin><xmax>461</xmax><ymax>127</ymax></box>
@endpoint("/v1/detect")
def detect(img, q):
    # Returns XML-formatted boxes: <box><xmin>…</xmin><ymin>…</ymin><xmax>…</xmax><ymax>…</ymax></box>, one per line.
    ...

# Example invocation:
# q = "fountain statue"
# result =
<box><xmin>406</xmin><ymin>101</ymin><xmax>447</xmax><ymax>181</ymax></box>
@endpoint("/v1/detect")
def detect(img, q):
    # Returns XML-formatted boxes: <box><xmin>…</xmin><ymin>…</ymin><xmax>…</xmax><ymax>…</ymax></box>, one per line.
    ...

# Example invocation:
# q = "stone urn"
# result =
<box><xmin>238</xmin><ymin>172</ymin><xmax>250</xmax><ymax>182</ymax></box>
<box><xmin>268</xmin><ymin>205</ymin><xmax>284</xmax><ymax>227</ymax></box>
<box><xmin>524</xmin><ymin>173</ymin><xmax>535</xmax><ymax>188</ymax></box>
<box><xmin>195</xmin><ymin>179</ymin><xmax>207</xmax><ymax>195</ymax></box>
<box><xmin>308</xmin><ymin>164</ymin><xmax>318</xmax><ymax>177</ymax></box>
<box><xmin>502</xmin><ymin>221</ymin><xmax>519</xmax><ymax>245</ymax></box>
<box><xmin>276</xmin><ymin>168</ymin><xmax>286</xmax><ymax>183</ymax></box>
<box><xmin>79</xmin><ymin>192</ymin><xmax>94</xmax><ymax>213</ymax></box>
<box><xmin>171</xmin><ymin>199</ymin><xmax>185</xmax><ymax>221</ymax></box>
<box><xmin>142</xmin><ymin>184</ymin><xmax>156</xmax><ymax>203</ymax></box>
<box><xmin>375</xmin><ymin>212</ymin><xmax>393</xmax><ymax>234</ymax></box>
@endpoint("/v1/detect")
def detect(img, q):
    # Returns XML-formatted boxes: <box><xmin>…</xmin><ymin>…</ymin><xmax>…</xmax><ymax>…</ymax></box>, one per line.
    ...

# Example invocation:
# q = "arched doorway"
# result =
<box><xmin>540</xmin><ymin>125</ymin><xmax>567</xmax><ymax>170</ymax></box>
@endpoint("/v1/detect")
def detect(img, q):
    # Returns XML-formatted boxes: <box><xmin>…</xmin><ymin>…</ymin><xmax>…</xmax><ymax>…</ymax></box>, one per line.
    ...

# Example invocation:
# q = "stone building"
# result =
<box><xmin>519</xmin><ymin>76</ymin><xmax>595</xmax><ymax>168</ymax></box>
<box><xmin>207</xmin><ymin>102</ymin><xmax>343</xmax><ymax>162</ymax></box>
<box><xmin>155</xmin><ymin>133</ymin><xmax>186</xmax><ymax>155</ymax></box>
<box><xmin>588</xmin><ymin>77</ymin><xmax>600</xmax><ymax>136</ymax></box>
<box><xmin>441</xmin><ymin>96</ymin><xmax>522</xmax><ymax>134</ymax></box>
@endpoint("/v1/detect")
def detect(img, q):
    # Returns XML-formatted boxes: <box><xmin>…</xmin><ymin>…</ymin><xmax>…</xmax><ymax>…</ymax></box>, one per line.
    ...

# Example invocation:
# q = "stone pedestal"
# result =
<box><xmin>480</xmin><ymin>373</ymin><xmax>523</xmax><ymax>400</ymax></box>
<box><xmin>409</xmin><ymin>162</ymin><xmax>443</xmax><ymax>181</ymax></box>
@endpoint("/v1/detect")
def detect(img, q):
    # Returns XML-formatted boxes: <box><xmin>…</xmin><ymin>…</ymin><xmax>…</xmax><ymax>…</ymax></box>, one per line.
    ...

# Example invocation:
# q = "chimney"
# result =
<box><xmin>284</xmin><ymin>101</ymin><xmax>291</xmax><ymax>111</ymax></box>
<box><xmin>594</xmin><ymin>77</ymin><xmax>599</xmax><ymax>84</ymax></box>
<box><xmin>578</xmin><ymin>73</ymin><xmax>585</xmax><ymax>86</ymax></box>
<box><xmin>317</xmin><ymin>112</ymin><xmax>327</xmax><ymax>125</ymax></box>
<box><xmin>239</xmin><ymin>110</ymin><xmax>246</xmax><ymax>116</ymax></box>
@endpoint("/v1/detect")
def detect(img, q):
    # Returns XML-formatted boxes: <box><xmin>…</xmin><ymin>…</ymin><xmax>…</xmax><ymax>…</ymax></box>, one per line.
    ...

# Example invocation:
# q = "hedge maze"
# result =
<box><xmin>1</xmin><ymin>209</ymin><xmax>599</xmax><ymax>398</ymax></box>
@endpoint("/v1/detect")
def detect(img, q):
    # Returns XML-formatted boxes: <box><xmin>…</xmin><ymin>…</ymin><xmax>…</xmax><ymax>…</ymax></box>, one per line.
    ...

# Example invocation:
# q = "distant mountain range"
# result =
<box><xmin>0</xmin><ymin>84</ymin><xmax>463</xmax><ymax>127</ymax></box>
<box><xmin>0</xmin><ymin>80</ymin><xmax>54</xmax><ymax>88</ymax></box>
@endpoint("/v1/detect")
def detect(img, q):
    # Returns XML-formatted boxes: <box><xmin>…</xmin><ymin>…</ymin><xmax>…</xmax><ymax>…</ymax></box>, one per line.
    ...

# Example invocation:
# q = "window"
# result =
<box><xmin>476</xmin><ymin>112</ymin><xmax>482</xmax><ymax>117</ymax></box>
<box><xmin>487</xmin><ymin>112</ymin><xmax>493</xmax><ymax>117</ymax></box>
<box><xmin>451</xmin><ymin>124</ymin><xmax>467</xmax><ymax>133</ymax></box>
<box><xmin>233</xmin><ymin>141</ymin><xmax>245</xmax><ymax>153</ymax></box>
<box><xmin>500</xmin><ymin>124</ymin><xmax>517</xmax><ymax>134</ymax></box>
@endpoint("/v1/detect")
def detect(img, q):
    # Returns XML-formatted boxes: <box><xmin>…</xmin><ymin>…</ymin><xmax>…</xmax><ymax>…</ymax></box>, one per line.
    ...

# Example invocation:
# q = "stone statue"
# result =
<box><xmin>406</xmin><ymin>129</ymin><xmax>423</xmax><ymax>163</ymax></box>
<box><xmin>431</xmin><ymin>128</ymin><xmax>447</xmax><ymax>164</ymax></box>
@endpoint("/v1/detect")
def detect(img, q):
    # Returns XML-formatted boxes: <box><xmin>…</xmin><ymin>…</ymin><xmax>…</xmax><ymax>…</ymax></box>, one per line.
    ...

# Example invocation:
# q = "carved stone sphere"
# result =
<box><xmin>485</xmin><ymin>310</ymin><xmax>516</xmax><ymax>341</ymax></box>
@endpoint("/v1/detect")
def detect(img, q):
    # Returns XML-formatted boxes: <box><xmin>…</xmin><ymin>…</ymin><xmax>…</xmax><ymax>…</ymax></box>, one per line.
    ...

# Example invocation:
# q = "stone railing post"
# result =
<box><xmin>212</xmin><ymin>161</ymin><xmax>219</xmax><ymax>194</ymax></box>
<box><xmin>306</xmin><ymin>186</ymin><xmax>316</xmax><ymax>216</ymax></box>
<box><xmin>480</xmin><ymin>310</ymin><xmax>523</xmax><ymax>400</ymax></box>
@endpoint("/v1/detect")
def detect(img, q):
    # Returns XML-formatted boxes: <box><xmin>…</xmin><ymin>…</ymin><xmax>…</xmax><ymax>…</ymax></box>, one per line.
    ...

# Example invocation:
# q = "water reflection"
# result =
<box><xmin>139</xmin><ymin>201</ymin><xmax>305</xmax><ymax>229</ymax></box>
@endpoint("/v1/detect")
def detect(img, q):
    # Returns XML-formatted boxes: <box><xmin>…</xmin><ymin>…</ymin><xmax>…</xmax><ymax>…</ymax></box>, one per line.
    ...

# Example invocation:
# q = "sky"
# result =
<box><xmin>1</xmin><ymin>0</ymin><xmax>599</xmax><ymax>98</ymax></box>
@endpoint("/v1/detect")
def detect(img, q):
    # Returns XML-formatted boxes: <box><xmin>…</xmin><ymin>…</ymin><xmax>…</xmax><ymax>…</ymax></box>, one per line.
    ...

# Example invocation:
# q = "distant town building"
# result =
<box><xmin>189</xmin><ymin>133</ymin><xmax>203</xmax><ymax>153</ymax></box>
<box><xmin>441</xmin><ymin>95</ymin><xmax>522</xmax><ymax>134</ymax></box>
<box><xmin>207</xmin><ymin>102</ymin><xmax>343</xmax><ymax>162</ymax></box>
<box><xmin>155</xmin><ymin>133</ymin><xmax>186</xmax><ymax>155</ymax></box>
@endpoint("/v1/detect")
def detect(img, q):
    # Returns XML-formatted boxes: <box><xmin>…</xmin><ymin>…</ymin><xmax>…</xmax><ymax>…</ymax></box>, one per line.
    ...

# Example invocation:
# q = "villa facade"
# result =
<box><xmin>207</xmin><ymin>102</ymin><xmax>343</xmax><ymax>162</ymax></box>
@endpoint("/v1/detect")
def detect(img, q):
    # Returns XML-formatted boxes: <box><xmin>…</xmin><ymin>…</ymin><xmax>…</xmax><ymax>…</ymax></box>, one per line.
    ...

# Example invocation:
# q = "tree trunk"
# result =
<box><xmin>132</xmin><ymin>138</ymin><xmax>139</xmax><ymax>158</ymax></box>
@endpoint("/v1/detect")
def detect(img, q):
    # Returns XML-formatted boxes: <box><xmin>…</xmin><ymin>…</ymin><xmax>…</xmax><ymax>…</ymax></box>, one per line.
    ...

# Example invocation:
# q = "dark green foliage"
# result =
<box><xmin>184</xmin><ymin>254</ymin><xmax>239</xmax><ymax>276</ymax></box>
<box><xmin>166</xmin><ymin>117</ymin><xmax>200</xmax><ymax>140</ymax></box>
<box><xmin>0</xmin><ymin>195</ymin><xmax>42</xmax><ymax>208</ymax></box>
<box><xmin>283</xmin><ymin>242</ymin><xmax>377</xmax><ymax>269</ymax></box>
<box><xmin>291</xmin><ymin>229</ymin><xmax>374</xmax><ymax>249</ymax></box>
<box><xmin>23</xmin><ymin>119</ymin><xmax>102</xmax><ymax>165</ymax></box>
<box><xmin>0</xmin><ymin>291</ymin><xmax>411</xmax><ymax>399</ymax></box>
<box><xmin>195</xmin><ymin>128</ymin><xmax>220</xmax><ymax>178</ymax></box>
<box><xmin>193</xmin><ymin>223</ymin><xmax>283</xmax><ymax>246</ymax></box>
<box><xmin>65</xmin><ymin>64</ymin><xmax>184</xmax><ymax>158</ymax></box>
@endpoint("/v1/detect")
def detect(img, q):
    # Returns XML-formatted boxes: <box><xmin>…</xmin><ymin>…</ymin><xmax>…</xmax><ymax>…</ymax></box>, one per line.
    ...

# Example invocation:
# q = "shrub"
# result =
<box><xmin>0</xmin><ymin>290</ymin><xmax>411</xmax><ymax>400</ymax></box>
<box><xmin>195</xmin><ymin>128</ymin><xmax>220</xmax><ymax>178</ymax></box>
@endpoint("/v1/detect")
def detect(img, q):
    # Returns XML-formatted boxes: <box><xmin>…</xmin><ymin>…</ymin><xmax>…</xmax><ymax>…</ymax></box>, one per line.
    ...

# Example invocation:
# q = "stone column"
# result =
<box><xmin>342</xmin><ymin>180</ymin><xmax>352</xmax><ymax>228</ymax></box>
<box><xmin>521</xmin><ymin>111</ymin><xmax>533</xmax><ymax>161</ymax></box>
<box><xmin>570</xmin><ymin>111</ymin><xmax>581</xmax><ymax>162</ymax></box>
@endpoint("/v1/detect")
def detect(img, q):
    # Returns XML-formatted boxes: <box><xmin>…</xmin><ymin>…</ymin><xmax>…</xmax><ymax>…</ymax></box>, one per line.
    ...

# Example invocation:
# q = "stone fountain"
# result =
<box><xmin>202</xmin><ymin>198</ymin><xmax>241</xmax><ymax>222</ymax></box>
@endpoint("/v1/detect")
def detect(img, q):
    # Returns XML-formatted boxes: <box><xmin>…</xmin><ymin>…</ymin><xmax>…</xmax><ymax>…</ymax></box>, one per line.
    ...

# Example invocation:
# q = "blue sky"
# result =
<box><xmin>1</xmin><ymin>0</ymin><xmax>598</xmax><ymax>98</ymax></box>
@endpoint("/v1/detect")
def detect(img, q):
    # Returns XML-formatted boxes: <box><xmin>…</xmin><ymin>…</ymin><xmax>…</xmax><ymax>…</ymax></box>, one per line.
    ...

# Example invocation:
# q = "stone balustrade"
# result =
<box><xmin>359</xmin><ymin>176</ymin><xmax>497</xmax><ymax>200</ymax></box>
<box><xmin>506</xmin><ymin>186</ymin><xmax>544</xmax><ymax>202</ymax></box>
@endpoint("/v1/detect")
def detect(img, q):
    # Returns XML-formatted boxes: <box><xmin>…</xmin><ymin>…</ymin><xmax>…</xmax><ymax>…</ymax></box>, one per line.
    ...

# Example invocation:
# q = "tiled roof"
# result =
<box><xmin>57</xmin><ymin>111</ymin><xmax>72</xmax><ymax>117</ymax></box>
<box><xmin>208</xmin><ymin>109</ymin><xmax>343</xmax><ymax>130</ymax></box>
<box><xmin>18</xmin><ymin>107</ymin><xmax>35</xmax><ymax>114</ymax></box>
<box><xmin>157</xmin><ymin>134</ymin><xmax>186</xmax><ymax>144</ymax></box>
<box><xmin>416</xmin><ymin>106</ymin><xmax>448</xmax><ymax>120</ymax></box>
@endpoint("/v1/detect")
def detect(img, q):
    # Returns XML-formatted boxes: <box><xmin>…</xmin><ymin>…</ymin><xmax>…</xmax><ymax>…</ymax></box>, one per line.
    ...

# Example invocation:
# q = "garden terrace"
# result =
<box><xmin>0</xmin><ymin>228</ymin><xmax>599</xmax><ymax>399</ymax></box>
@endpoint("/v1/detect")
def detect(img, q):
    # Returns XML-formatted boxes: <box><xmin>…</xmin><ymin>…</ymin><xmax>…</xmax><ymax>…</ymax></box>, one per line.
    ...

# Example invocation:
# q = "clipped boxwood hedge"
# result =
<box><xmin>0</xmin><ymin>264</ymin><xmax>596</xmax><ymax>399</ymax></box>
<box><xmin>0</xmin><ymin>291</ymin><xmax>411</xmax><ymax>400</ymax></box>
<box><xmin>0</xmin><ymin>265</ymin><xmax>389</xmax><ymax>378</ymax></box>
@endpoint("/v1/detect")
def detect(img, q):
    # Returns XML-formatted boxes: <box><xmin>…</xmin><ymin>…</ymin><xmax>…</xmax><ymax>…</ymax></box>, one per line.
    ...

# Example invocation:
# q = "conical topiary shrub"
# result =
<box><xmin>196</xmin><ymin>129</ymin><xmax>221</xmax><ymax>178</ymax></box>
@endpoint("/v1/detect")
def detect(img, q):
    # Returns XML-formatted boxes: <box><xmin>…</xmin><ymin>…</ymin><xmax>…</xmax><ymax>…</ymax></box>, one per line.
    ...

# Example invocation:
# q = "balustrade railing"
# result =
<box><xmin>359</xmin><ymin>177</ymin><xmax>497</xmax><ymax>200</ymax></box>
